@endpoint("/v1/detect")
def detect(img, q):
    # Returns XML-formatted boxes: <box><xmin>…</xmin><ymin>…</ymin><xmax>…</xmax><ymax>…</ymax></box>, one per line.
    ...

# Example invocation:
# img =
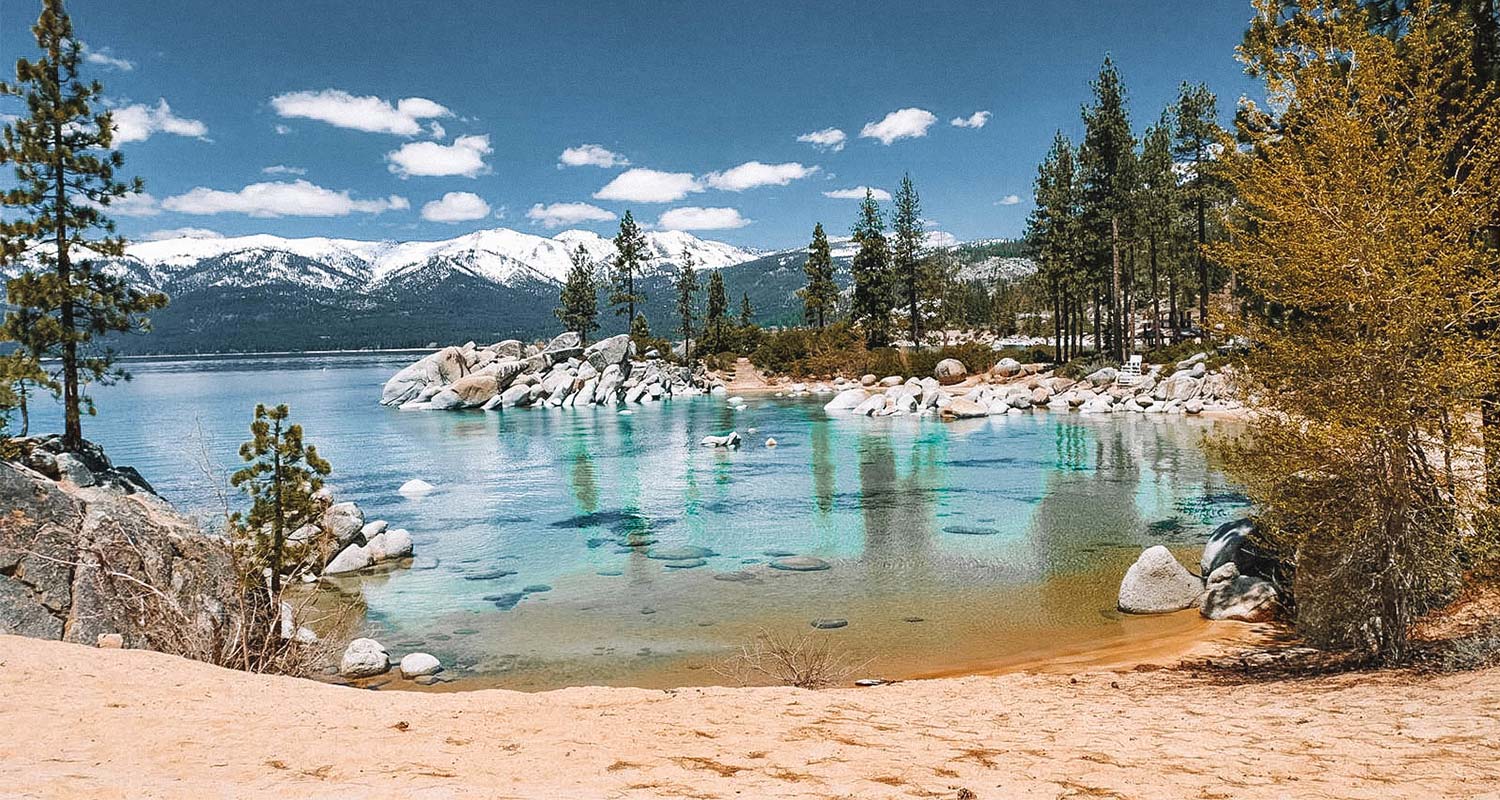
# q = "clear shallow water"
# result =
<box><xmin>38</xmin><ymin>353</ymin><xmax>1249</xmax><ymax>689</ymax></box>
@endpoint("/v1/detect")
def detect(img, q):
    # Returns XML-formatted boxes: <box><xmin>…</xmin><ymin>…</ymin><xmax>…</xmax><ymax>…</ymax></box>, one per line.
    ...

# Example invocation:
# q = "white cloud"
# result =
<box><xmin>594</xmin><ymin>168</ymin><xmax>702</xmax><ymax>203</ymax></box>
<box><xmin>860</xmin><ymin>108</ymin><xmax>938</xmax><ymax>145</ymax></box>
<box><xmin>559</xmin><ymin>144</ymin><xmax>629</xmax><ymax>168</ymax></box>
<box><xmin>143</xmin><ymin>227</ymin><xmax>222</xmax><ymax>241</ymax></box>
<box><xmin>657</xmin><ymin>207</ymin><xmax>750</xmax><ymax>231</ymax></box>
<box><xmin>107</xmin><ymin>191</ymin><xmax>161</xmax><ymax>217</ymax></box>
<box><xmin>420</xmin><ymin>191</ymin><xmax>491</xmax><ymax>223</ymax></box>
<box><xmin>111</xmin><ymin>99</ymin><xmax>207</xmax><ymax>144</ymax></box>
<box><xmin>84</xmin><ymin>45</ymin><xmax>134</xmax><ymax>71</ymax></box>
<box><xmin>703</xmin><ymin>161</ymin><xmax>818</xmax><ymax>192</ymax></box>
<box><xmin>823</xmin><ymin>186</ymin><xmax>891</xmax><ymax>201</ymax></box>
<box><xmin>527</xmin><ymin>202</ymin><xmax>615</xmax><ymax>228</ymax></box>
<box><xmin>161</xmin><ymin>180</ymin><xmax>409</xmax><ymax>218</ymax></box>
<box><xmin>996</xmin><ymin>194</ymin><xmax>1021</xmax><ymax>206</ymax></box>
<box><xmin>261</xmin><ymin>164</ymin><xmax>306</xmax><ymax>176</ymax></box>
<box><xmin>428</xmin><ymin>121</ymin><xmax>446</xmax><ymax>139</ymax></box>
<box><xmin>796</xmin><ymin>127</ymin><xmax>847</xmax><ymax>152</ymax></box>
<box><xmin>925</xmin><ymin>231</ymin><xmax>959</xmax><ymax>248</ymax></box>
<box><xmin>951</xmin><ymin>110</ymin><xmax>991</xmax><ymax>129</ymax></box>
<box><xmin>386</xmin><ymin>134</ymin><xmax>492</xmax><ymax>178</ymax></box>
<box><xmin>269</xmin><ymin>89</ymin><xmax>451</xmax><ymax>136</ymax></box>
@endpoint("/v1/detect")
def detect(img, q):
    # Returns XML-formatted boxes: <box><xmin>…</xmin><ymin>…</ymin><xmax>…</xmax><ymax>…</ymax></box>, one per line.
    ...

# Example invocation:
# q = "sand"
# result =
<box><xmin>2</xmin><ymin>635</ymin><xmax>1498</xmax><ymax>799</ymax></box>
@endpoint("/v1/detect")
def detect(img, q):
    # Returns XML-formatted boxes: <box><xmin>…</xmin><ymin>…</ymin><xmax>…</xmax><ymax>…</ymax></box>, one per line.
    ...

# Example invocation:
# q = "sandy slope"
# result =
<box><xmin>2</xmin><ymin>636</ymin><xmax>1498</xmax><ymax>799</ymax></box>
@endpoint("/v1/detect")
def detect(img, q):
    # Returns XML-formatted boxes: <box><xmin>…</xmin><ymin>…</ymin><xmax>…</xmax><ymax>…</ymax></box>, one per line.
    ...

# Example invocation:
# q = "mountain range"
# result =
<box><xmin>2</xmin><ymin>227</ymin><xmax>1030</xmax><ymax>354</ymax></box>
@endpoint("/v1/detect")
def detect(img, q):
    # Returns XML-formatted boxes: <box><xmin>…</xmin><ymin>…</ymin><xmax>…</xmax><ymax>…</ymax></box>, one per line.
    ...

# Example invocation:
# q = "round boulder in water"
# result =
<box><xmin>769</xmin><ymin>556</ymin><xmax>831</xmax><ymax>572</ymax></box>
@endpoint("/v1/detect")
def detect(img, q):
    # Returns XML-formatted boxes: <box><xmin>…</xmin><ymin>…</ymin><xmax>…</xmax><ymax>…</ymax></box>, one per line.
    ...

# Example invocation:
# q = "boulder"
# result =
<box><xmin>1201</xmin><ymin>573</ymin><xmax>1280</xmax><ymax>622</ymax></box>
<box><xmin>96</xmin><ymin>632</ymin><xmax>124</xmax><ymax>649</ymax></box>
<box><xmin>934</xmin><ymin>358</ymin><xmax>968</xmax><ymax>385</ymax></box>
<box><xmin>398</xmin><ymin>479</ymin><xmax>435</xmax><ymax>497</ymax></box>
<box><xmin>54</xmin><ymin>453</ymin><xmax>95</xmax><ymax>487</ymax></box>
<box><xmin>448</xmin><ymin>374</ymin><xmax>501</xmax><ymax>407</ymax></box>
<box><xmin>1118</xmin><ymin>546</ymin><xmax>1203</xmax><ymax>614</ymax></box>
<box><xmin>824</xmin><ymin>388</ymin><xmax>870</xmax><ymax>411</ymax></box>
<box><xmin>941</xmin><ymin>397</ymin><xmax>989</xmax><ymax>419</ymax></box>
<box><xmin>499</xmin><ymin>383</ymin><xmax>533</xmax><ymax>408</ymax></box>
<box><xmin>399</xmin><ymin>652</ymin><xmax>443</xmax><ymax>678</ymax></box>
<box><xmin>427</xmin><ymin>388</ymin><xmax>463</xmax><ymax>410</ymax></box>
<box><xmin>366</xmin><ymin>528</ymin><xmax>414</xmax><ymax>562</ymax></box>
<box><xmin>489</xmin><ymin>339</ymin><xmax>524</xmax><ymax>360</ymax></box>
<box><xmin>323</xmin><ymin>502</ymin><xmax>365</xmax><ymax>548</ymax></box>
<box><xmin>701</xmin><ymin>431</ymin><xmax>742</xmax><ymax>448</ymax></box>
<box><xmin>380</xmin><ymin>347</ymin><xmax>467</xmax><ymax>406</ymax></box>
<box><xmin>323</xmin><ymin>543</ymin><xmax>372</xmax><ymax>574</ymax></box>
<box><xmin>878</xmin><ymin>375</ymin><xmax>903</xmax><ymax>387</ymax></box>
<box><xmin>583</xmin><ymin>334</ymin><xmax>633</xmax><ymax>374</ymax></box>
<box><xmin>852</xmin><ymin>394</ymin><xmax>888</xmax><ymax>416</ymax></box>
<box><xmin>340</xmin><ymin>638</ymin><xmax>389</xmax><ymax>678</ymax></box>
<box><xmin>1201</xmin><ymin>517</ymin><xmax>1279</xmax><ymax>580</ymax></box>
<box><xmin>1084</xmin><ymin>366</ymin><xmax>1118</xmax><ymax>386</ymax></box>
<box><xmin>993</xmin><ymin>357</ymin><xmax>1022</xmax><ymax>378</ymax></box>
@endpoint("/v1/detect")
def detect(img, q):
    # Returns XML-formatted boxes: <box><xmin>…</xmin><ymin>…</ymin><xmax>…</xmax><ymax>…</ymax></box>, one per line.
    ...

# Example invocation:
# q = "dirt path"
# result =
<box><xmin>722</xmin><ymin>356</ymin><xmax>774</xmax><ymax>392</ymax></box>
<box><xmin>2</xmin><ymin>635</ymin><xmax>1498</xmax><ymax>799</ymax></box>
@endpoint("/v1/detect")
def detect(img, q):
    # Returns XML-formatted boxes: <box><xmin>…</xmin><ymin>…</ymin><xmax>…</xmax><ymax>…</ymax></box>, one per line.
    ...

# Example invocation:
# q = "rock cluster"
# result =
<box><xmin>380</xmin><ymin>333</ymin><xmax>724</xmax><ymax>411</ymax></box>
<box><xmin>818</xmin><ymin>353</ymin><xmax>1240</xmax><ymax>419</ymax></box>
<box><xmin>1117</xmin><ymin>517</ymin><xmax>1284</xmax><ymax>624</ymax></box>
<box><xmin>316</xmin><ymin>500</ymin><xmax>413</xmax><ymax>578</ymax></box>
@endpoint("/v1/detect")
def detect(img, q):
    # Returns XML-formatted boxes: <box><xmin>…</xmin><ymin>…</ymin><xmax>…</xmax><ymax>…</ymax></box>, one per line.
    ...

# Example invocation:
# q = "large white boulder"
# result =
<box><xmin>824</xmin><ymin>388</ymin><xmax>870</xmax><ymax>411</ymax></box>
<box><xmin>324</xmin><ymin>542</ymin><xmax>372</xmax><ymax>574</ymax></box>
<box><xmin>340</xmin><ymin>638</ymin><xmax>389</xmax><ymax>678</ymax></box>
<box><xmin>993</xmin><ymin>357</ymin><xmax>1022</xmax><ymax>378</ymax></box>
<box><xmin>1201</xmin><ymin>564</ymin><xmax>1279</xmax><ymax>622</ymax></box>
<box><xmin>399</xmin><ymin>652</ymin><xmax>443</xmax><ymax>678</ymax></box>
<box><xmin>1118</xmin><ymin>546</ymin><xmax>1204</xmax><ymax>614</ymax></box>
<box><xmin>398</xmin><ymin>479</ymin><xmax>434</xmax><ymax>497</ymax></box>
<box><xmin>934</xmin><ymin>358</ymin><xmax>968</xmax><ymax>385</ymax></box>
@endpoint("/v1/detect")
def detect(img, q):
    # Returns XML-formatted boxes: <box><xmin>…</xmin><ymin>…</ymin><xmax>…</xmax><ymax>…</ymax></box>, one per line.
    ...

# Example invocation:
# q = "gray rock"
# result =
<box><xmin>824</xmin><ymin>388</ymin><xmax>870</xmax><ymax>411</ymax></box>
<box><xmin>701</xmin><ymin>431</ymin><xmax>742</xmax><ymax>448</ymax></box>
<box><xmin>1084</xmin><ymin>366</ymin><xmax>1119</xmax><ymax>386</ymax></box>
<box><xmin>399</xmin><ymin>651</ymin><xmax>443</xmax><ymax>678</ymax></box>
<box><xmin>993</xmin><ymin>357</ymin><xmax>1023</xmax><ymax>377</ymax></box>
<box><xmin>381</xmin><ymin>347</ymin><xmax>467</xmax><ymax>406</ymax></box>
<box><xmin>583</xmin><ymin>334</ymin><xmax>634</xmax><ymax>374</ymax></box>
<box><xmin>324</xmin><ymin>543</ymin><xmax>372</xmax><ymax>574</ymax></box>
<box><xmin>1201</xmin><ymin>575</ymin><xmax>1279</xmax><ymax>622</ymax></box>
<box><xmin>1118</xmin><ymin>546</ymin><xmax>1203</xmax><ymax>614</ymax></box>
<box><xmin>769</xmin><ymin>556</ymin><xmax>831</xmax><ymax>572</ymax></box>
<box><xmin>810</xmin><ymin>618</ymin><xmax>848</xmax><ymax>629</ymax></box>
<box><xmin>54</xmin><ymin>453</ymin><xmax>95</xmax><ymax>487</ymax></box>
<box><xmin>323</xmin><ymin>502</ymin><xmax>365</xmax><ymax>548</ymax></box>
<box><xmin>340</xmin><ymin>638</ymin><xmax>389</xmax><ymax>678</ymax></box>
<box><xmin>941</xmin><ymin>397</ymin><xmax>988</xmax><ymax>419</ymax></box>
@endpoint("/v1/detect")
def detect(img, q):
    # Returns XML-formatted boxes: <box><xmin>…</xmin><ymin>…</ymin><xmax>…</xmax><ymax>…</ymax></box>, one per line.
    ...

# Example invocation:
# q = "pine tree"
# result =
<box><xmin>673</xmin><ymin>248</ymin><xmax>700</xmax><ymax>363</ymax></box>
<box><xmin>1079</xmin><ymin>56</ymin><xmax>1137</xmax><ymax>361</ymax></box>
<box><xmin>798</xmin><ymin>222</ymin><xmax>837</xmax><ymax>328</ymax></box>
<box><xmin>0</xmin><ymin>347</ymin><xmax>51</xmax><ymax>437</ymax></box>
<box><xmin>0</xmin><ymin>0</ymin><xmax>168</xmax><ymax>452</ymax></box>
<box><xmin>1218</xmin><ymin>0</ymin><xmax>1500</xmax><ymax>661</ymax></box>
<box><xmin>891</xmin><ymin>173</ymin><xmax>925</xmax><ymax>344</ymax></box>
<box><xmin>738</xmin><ymin>292</ymin><xmax>754</xmax><ymax>327</ymax></box>
<box><xmin>610</xmin><ymin>210</ymin><xmax>648</xmax><ymax>324</ymax></box>
<box><xmin>1172</xmin><ymin>82</ymin><xmax>1223</xmax><ymax>338</ymax></box>
<box><xmin>629</xmin><ymin>312</ymin><xmax>651</xmax><ymax>341</ymax></box>
<box><xmin>1137</xmin><ymin>114</ymin><xmax>1181</xmax><ymax>350</ymax></box>
<box><xmin>704</xmin><ymin>269</ymin><xmax>728</xmax><ymax>353</ymax></box>
<box><xmin>555</xmin><ymin>244</ymin><xmax>600</xmax><ymax>344</ymax></box>
<box><xmin>231</xmin><ymin>404</ymin><xmax>332</xmax><ymax>594</ymax></box>
<box><xmin>1026</xmin><ymin>132</ymin><xmax>1083</xmax><ymax>361</ymax></box>
<box><xmin>850</xmin><ymin>189</ymin><xmax>894</xmax><ymax>348</ymax></box>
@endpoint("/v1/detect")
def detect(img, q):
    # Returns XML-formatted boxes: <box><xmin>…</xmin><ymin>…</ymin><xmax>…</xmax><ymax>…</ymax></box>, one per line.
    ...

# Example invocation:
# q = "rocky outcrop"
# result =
<box><xmin>0</xmin><ymin>445</ymin><xmax>237</xmax><ymax>649</ymax></box>
<box><xmin>1117</xmin><ymin>546</ymin><xmax>1204</xmax><ymax>614</ymax></box>
<box><xmin>380</xmin><ymin>332</ymin><xmax>721</xmax><ymax>412</ymax></box>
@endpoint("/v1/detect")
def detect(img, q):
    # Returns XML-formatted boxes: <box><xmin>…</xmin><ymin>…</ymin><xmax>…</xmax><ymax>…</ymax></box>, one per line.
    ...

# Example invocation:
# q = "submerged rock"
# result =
<box><xmin>398</xmin><ymin>479</ymin><xmax>435</xmax><ymax>497</ymax></box>
<box><xmin>701</xmin><ymin>431</ymin><xmax>742</xmax><ymax>448</ymax></box>
<box><xmin>1118</xmin><ymin>546</ymin><xmax>1203</xmax><ymax>614</ymax></box>
<box><xmin>769</xmin><ymin>556</ymin><xmax>831</xmax><ymax>572</ymax></box>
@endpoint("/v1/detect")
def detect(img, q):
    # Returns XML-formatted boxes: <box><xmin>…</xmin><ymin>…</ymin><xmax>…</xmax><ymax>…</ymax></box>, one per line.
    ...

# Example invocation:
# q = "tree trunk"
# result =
<box><xmin>1150</xmin><ymin>234</ymin><xmax>1161</xmax><ymax>350</ymax></box>
<box><xmin>270</xmin><ymin>422</ymin><xmax>284</xmax><ymax>595</ymax></box>
<box><xmin>52</xmin><ymin>96</ymin><xmax>81</xmax><ymax>452</ymax></box>
<box><xmin>1111</xmin><ymin>215</ymin><xmax>1123</xmax><ymax>361</ymax></box>
<box><xmin>1195</xmin><ymin>152</ymin><xmax>1209</xmax><ymax>341</ymax></box>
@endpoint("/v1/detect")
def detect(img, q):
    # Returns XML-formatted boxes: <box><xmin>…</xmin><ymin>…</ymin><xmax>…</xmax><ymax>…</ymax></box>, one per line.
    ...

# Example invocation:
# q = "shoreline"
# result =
<box><xmin>4</xmin><ymin>632</ymin><xmax>1494</xmax><ymax>798</ymax></box>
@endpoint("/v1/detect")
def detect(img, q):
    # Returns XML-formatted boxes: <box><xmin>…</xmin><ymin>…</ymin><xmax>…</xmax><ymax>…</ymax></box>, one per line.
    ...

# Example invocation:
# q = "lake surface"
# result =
<box><xmin>37</xmin><ymin>353</ymin><xmax>1250</xmax><ymax>690</ymax></box>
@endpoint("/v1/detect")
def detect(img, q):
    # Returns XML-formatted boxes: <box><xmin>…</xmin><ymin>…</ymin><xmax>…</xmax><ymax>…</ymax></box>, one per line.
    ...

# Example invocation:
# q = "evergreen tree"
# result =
<box><xmin>231</xmin><ymin>404</ymin><xmax>332</xmax><ymax>594</ymax></box>
<box><xmin>1218</xmin><ymin>0</ymin><xmax>1500</xmax><ymax>661</ymax></box>
<box><xmin>1079</xmin><ymin>56</ymin><xmax>1137</xmax><ymax>361</ymax></box>
<box><xmin>1026</xmin><ymin>131</ymin><xmax>1083</xmax><ymax>361</ymax></box>
<box><xmin>1172</xmin><ymin>82</ymin><xmax>1223</xmax><ymax>337</ymax></box>
<box><xmin>738</xmin><ymin>292</ymin><xmax>754</xmax><ymax>327</ymax></box>
<box><xmin>673</xmin><ymin>248</ymin><xmax>700</xmax><ymax>363</ymax></box>
<box><xmin>0</xmin><ymin>348</ymin><xmax>51</xmax><ymax>437</ymax></box>
<box><xmin>850</xmin><ymin>189</ymin><xmax>894</xmax><ymax>348</ymax></box>
<box><xmin>798</xmin><ymin>222</ymin><xmax>838</xmax><ymax>328</ymax></box>
<box><xmin>555</xmin><ymin>244</ymin><xmax>599</xmax><ymax>344</ymax></box>
<box><xmin>0</xmin><ymin>0</ymin><xmax>168</xmax><ymax>452</ymax></box>
<box><xmin>629</xmin><ymin>312</ymin><xmax>651</xmax><ymax>341</ymax></box>
<box><xmin>1137</xmin><ymin>114</ymin><xmax>1181</xmax><ymax>350</ymax></box>
<box><xmin>610</xmin><ymin>210</ymin><xmax>648</xmax><ymax>324</ymax></box>
<box><xmin>704</xmin><ymin>269</ymin><xmax>728</xmax><ymax>353</ymax></box>
<box><xmin>891</xmin><ymin>173</ymin><xmax>925</xmax><ymax>344</ymax></box>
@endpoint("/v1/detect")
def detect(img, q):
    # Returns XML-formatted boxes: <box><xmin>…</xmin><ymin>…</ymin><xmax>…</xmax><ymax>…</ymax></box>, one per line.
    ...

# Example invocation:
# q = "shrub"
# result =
<box><xmin>715</xmin><ymin>628</ymin><xmax>868</xmax><ymax>689</ymax></box>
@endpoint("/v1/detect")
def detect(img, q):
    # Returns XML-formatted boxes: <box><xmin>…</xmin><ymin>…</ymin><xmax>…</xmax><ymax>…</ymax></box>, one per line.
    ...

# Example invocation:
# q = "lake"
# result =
<box><xmin>36</xmin><ymin>352</ymin><xmax>1250</xmax><ymax>690</ymax></box>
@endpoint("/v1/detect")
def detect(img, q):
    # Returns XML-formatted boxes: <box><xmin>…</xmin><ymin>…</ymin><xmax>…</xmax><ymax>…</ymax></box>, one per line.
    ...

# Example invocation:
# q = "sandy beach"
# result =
<box><xmin>2</xmin><ymin>634</ymin><xmax>1496</xmax><ymax>799</ymax></box>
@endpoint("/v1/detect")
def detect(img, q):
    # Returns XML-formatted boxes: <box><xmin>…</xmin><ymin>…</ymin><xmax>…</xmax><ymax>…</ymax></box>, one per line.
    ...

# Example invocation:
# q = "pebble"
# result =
<box><xmin>810</xmin><ymin>618</ymin><xmax>848</xmax><ymax>629</ymax></box>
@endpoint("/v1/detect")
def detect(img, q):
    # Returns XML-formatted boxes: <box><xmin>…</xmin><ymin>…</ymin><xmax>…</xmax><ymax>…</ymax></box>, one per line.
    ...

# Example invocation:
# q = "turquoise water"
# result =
<box><xmin>37</xmin><ymin>353</ymin><xmax>1249</xmax><ymax>689</ymax></box>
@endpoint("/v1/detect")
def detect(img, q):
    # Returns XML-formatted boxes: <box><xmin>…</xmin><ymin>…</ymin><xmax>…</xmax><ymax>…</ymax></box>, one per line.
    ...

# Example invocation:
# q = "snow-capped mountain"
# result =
<box><xmin>110</xmin><ymin>227</ymin><xmax>761</xmax><ymax>295</ymax></box>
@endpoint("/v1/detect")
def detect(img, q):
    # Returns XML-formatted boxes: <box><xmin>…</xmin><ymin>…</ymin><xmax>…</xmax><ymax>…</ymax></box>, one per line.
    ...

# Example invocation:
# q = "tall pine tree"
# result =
<box><xmin>798</xmin><ymin>222</ymin><xmax>837</xmax><ymax>328</ymax></box>
<box><xmin>0</xmin><ymin>0</ymin><xmax>167</xmax><ymax>451</ymax></box>
<box><xmin>1138</xmin><ymin>114</ymin><xmax>1181</xmax><ymax>349</ymax></box>
<box><xmin>1172</xmin><ymin>82</ymin><xmax>1222</xmax><ymax>337</ymax></box>
<box><xmin>1026</xmin><ymin>132</ymin><xmax>1083</xmax><ymax>361</ymax></box>
<box><xmin>1079</xmin><ymin>56</ymin><xmax>1137</xmax><ymax>361</ymax></box>
<box><xmin>556</xmin><ymin>244</ymin><xmax>600</xmax><ymax>344</ymax></box>
<box><xmin>891</xmin><ymin>173</ymin><xmax>925</xmax><ymax>345</ymax></box>
<box><xmin>674</xmin><ymin>248</ymin><xmax>700</xmax><ymax>363</ymax></box>
<box><xmin>610</xmin><ymin>210</ymin><xmax>648</xmax><ymax>325</ymax></box>
<box><xmin>704</xmin><ymin>269</ymin><xmax>728</xmax><ymax>353</ymax></box>
<box><xmin>850</xmin><ymin>189</ymin><xmax>894</xmax><ymax>348</ymax></box>
<box><xmin>738</xmin><ymin>292</ymin><xmax>754</xmax><ymax>327</ymax></box>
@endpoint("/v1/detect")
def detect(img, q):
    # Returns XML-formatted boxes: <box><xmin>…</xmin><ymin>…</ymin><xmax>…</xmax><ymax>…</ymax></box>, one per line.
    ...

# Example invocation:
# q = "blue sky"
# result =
<box><xmin>1</xmin><ymin>0</ymin><xmax>1259</xmax><ymax>249</ymax></box>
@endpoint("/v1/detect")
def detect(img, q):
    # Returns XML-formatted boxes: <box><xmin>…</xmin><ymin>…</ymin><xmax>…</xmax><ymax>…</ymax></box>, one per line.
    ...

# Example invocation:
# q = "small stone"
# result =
<box><xmin>810</xmin><ymin>618</ymin><xmax>848</xmax><ymax>629</ymax></box>
<box><xmin>96</xmin><ymin>633</ymin><xmax>123</xmax><ymax>649</ymax></box>
<box><xmin>765</xmin><ymin>437</ymin><xmax>777</xmax><ymax>448</ymax></box>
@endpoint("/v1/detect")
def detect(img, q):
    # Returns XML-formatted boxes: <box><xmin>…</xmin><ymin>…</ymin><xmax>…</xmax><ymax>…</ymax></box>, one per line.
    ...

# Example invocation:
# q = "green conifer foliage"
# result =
<box><xmin>231</xmin><ymin>404</ymin><xmax>332</xmax><ymax>594</ymax></box>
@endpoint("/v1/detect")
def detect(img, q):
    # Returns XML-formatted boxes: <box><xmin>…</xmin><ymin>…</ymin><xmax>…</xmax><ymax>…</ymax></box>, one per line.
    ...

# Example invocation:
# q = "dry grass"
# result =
<box><xmin>715</xmin><ymin>628</ymin><xmax>869</xmax><ymax>689</ymax></box>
